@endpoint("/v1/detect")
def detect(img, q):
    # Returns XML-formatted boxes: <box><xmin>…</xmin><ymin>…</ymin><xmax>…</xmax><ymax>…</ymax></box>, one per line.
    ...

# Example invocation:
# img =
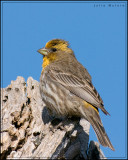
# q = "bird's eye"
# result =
<box><xmin>51</xmin><ymin>48</ymin><xmax>57</xmax><ymax>52</ymax></box>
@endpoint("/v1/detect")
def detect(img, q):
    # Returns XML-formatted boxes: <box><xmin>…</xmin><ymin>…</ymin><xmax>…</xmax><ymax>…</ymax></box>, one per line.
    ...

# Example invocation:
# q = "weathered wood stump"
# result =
<box><xmin>1</xmin><ymin>76</ymin><xmax>106</xmax><ymax>159</ymax></box>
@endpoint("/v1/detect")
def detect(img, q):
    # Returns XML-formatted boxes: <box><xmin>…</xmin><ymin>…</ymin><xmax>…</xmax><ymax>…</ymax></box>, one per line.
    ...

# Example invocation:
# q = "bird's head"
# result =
<box><xmin>37</xmin><ymin>39</ymin><xmax>73</xmax><ymax>57</ymax></box>
<box><xmin>37</xmin><ymin>39</ymin><xmax>75</xmax><ymax>71</ymax></box>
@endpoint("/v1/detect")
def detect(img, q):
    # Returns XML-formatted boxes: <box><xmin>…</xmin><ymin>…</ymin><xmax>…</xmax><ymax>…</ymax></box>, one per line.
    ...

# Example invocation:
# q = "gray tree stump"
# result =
<box><xmin>1</xmin><ymin>76</ymin><xmax>106</xmax><ymax>159</ymax></box>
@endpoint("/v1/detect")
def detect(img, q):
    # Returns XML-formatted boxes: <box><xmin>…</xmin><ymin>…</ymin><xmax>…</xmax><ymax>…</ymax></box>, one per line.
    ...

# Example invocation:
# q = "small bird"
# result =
<box><xmin>38</xmin><ymin>39</ymin><xmax>115</xmax><ymax>151</ymax></box>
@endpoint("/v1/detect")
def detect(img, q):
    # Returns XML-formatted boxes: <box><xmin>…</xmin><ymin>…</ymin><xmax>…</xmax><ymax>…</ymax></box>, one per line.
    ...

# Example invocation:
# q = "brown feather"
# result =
<box><xmin>82</xmin><ymin>103</ymin><xmax>114</xmax><ymax>151</ymax></box>
<box><xmin>48</xmin><ymin>69</ymin><xmax>110</xmax><ymax>115</ymax></box>
<box><xmin>88</xmin><ymin>116</ymin><xmax>115</xmax><ymax>151</ymax></box>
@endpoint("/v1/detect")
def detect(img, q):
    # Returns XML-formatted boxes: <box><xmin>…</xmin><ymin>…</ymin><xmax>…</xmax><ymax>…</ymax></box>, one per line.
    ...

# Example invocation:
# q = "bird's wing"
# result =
<box><xmin>48</xmin><ymin>69</ymin><xmax>109</xmax><ymax>115</ymax></box>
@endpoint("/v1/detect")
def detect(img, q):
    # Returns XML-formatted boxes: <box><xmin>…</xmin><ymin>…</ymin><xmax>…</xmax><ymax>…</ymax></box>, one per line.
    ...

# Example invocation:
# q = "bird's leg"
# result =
<box><xmin>50</xmin><ymin>116</ymin><xmax>80</xmax><ymax>132</ymax></box>
<box><xmin>50</xmin><ymin>117</ymin><xmax>66</xmax><ymax>132</ymax></box>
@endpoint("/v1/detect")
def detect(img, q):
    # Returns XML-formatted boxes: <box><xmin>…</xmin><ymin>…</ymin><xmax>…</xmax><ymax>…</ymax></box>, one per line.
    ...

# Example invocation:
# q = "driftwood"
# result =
<box><xmin>1</xmin><ymin>76</ymin><xmax>106</xmax><ymax>159</ymax></box>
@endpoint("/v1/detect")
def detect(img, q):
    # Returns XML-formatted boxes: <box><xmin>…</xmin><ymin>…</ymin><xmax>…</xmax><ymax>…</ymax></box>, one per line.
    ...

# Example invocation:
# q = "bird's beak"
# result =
<box><xmin>37</xmin><ymin>47</ymin><xmax>49</xmax><ymax>56</ymax></box>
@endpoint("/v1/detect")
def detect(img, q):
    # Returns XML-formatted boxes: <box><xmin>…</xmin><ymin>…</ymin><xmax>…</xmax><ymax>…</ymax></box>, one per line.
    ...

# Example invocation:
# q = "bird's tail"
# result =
<box><xmin>87</xmin><ymin>115</ymin><xmax>115</xmax><ymax>151</ymax></box>
<box><xmin>81</xmin><ymin>102</ymin><xmax>115</xmax><ymax>151</ymax></box>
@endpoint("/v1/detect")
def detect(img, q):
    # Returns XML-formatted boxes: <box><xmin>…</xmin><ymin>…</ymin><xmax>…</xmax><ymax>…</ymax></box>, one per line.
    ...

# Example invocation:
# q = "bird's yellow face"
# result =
<box><xmin>38</xmin><ymin>39</ymin><xmax>70</xmax><ymax>56</ymax></box>
<box><xmin>37</xmin><ymin>39</ymin><xmax>72</xmax><ymax>71</ymax></box>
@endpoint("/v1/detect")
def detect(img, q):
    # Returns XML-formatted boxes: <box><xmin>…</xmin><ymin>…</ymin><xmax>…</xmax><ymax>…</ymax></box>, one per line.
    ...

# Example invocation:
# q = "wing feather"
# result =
<box><xmin>48</xmin><ymin>70</ymin><xmax>109</xmax><ymax>115</ymax></box>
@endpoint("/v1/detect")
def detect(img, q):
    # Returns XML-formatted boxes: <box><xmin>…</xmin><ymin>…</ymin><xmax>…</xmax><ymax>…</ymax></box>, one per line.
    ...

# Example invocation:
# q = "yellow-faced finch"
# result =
<box><xmin>37</xmin><ymin>39</ymin><xmax>115</xmax><ymax>151</ymax></box>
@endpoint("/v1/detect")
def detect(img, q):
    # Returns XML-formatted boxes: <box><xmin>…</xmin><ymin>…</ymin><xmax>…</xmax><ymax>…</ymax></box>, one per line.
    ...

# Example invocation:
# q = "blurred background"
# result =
<box><xmin>1</xmin><ymin>1</ymin><xmax>127</xmax><ymax>159</ymax></box>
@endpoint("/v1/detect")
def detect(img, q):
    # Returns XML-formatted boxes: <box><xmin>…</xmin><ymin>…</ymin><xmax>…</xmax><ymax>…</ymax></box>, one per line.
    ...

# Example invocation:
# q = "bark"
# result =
<box><xmin>1</xmin><ymin>76</ymin><xmax>106</xmax><ymax>159</ymax></box>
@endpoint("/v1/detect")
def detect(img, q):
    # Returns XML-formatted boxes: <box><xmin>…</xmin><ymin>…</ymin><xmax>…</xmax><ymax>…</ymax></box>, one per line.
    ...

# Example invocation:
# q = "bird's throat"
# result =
<box><xmin>42</xmin><ymin>54</ymin><xmax>57</xmax><ymax>71</ymax></box>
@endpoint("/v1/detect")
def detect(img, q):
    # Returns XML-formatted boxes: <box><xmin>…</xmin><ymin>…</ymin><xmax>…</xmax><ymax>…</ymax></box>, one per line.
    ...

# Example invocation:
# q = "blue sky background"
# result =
<box><xmin>1</xmin><ymin>1</ymin><xmax>127</xmax><ymax>159</ymax></box>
